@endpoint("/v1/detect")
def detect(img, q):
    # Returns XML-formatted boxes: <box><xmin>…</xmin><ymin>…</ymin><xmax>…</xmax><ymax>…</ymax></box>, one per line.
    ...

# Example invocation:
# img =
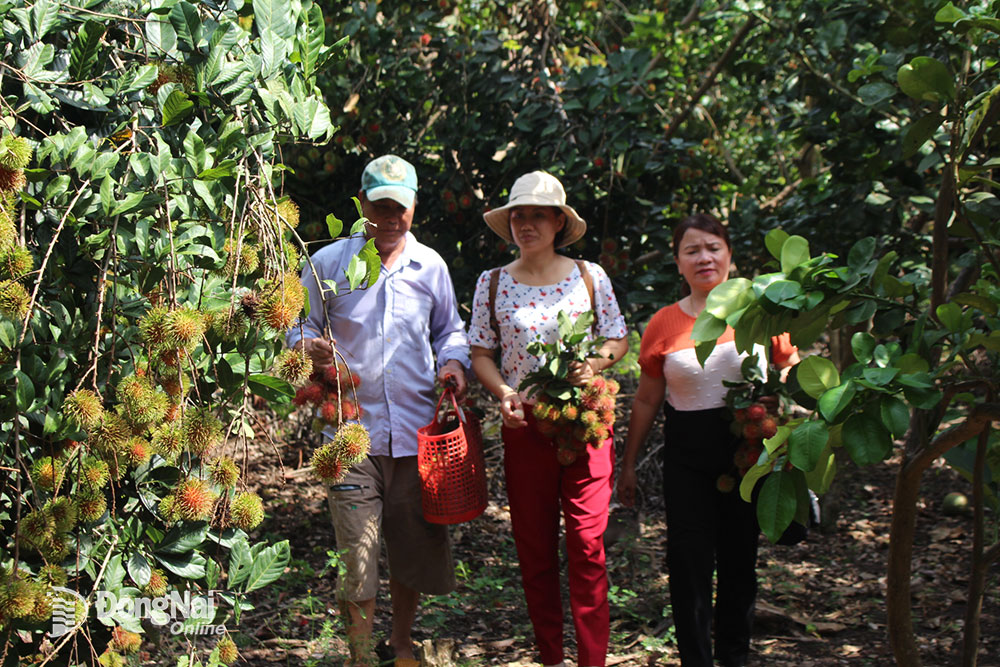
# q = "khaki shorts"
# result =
<box><xmin>326</xmin><ymin>455</ymin><xmax>455</xmax><ymax>601</ymax></box>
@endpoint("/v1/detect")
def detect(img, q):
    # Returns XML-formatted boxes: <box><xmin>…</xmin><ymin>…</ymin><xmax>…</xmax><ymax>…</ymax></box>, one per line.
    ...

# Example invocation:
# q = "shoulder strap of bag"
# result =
<box><xmin>574</xmin><ymin>259</ymin><xmax>597</xmax><ymax>335</ymax></box>
<box><xmin>488</xmin><ymin>267</ymin><xmax>501</xmax><ymax>335</ymax></box>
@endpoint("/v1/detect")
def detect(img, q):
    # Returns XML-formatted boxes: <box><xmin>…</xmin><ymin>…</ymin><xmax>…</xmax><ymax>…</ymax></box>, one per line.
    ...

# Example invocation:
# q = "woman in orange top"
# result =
<box><xmin>618</xmin><ymin>213</ymin><xmax>797</xmax><ymax>667</ymax></box>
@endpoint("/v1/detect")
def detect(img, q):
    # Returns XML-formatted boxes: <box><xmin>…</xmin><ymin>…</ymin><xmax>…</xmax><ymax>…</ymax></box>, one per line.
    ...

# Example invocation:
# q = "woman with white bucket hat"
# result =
<box><xmin>469</xmin><ymin>171</ymin><xmax>628</xmax><ymax>667</ymax></box>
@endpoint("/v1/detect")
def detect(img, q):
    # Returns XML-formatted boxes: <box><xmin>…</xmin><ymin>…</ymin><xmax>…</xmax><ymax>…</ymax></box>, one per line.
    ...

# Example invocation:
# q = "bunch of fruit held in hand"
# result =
<box><xmin>293</xmin><ymin>361</ymin><xmax>372</xmax><ymax>483</ymax></box>
<box><xmin>519</xmin><ymin>310</ymin><xmax>618</xmax><ymax>466</ymax></box>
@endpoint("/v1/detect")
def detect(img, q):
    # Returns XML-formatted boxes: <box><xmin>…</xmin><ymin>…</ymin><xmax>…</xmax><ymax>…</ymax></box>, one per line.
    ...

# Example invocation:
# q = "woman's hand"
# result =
<box><xmin>617</xmin><ymin>463</ymin><xmax>638</xmax><ymax>508</ymax></box>
<box><xmin>567</xmin><ymin>359</ymin><xmax>597</xmax><ymax>386</ymax></box>
<box><xmin>499</xmin><ymin>389</ymin><xmax>527</xmax><ymax>429</ymax></box>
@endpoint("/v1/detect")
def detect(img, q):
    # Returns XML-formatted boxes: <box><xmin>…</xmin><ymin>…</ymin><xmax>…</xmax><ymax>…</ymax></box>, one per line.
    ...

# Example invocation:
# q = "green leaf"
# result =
<box><xmin>756</xmin><ymin>471</ymin><xmax>798</xmax><ymax>544</ymax></box>
<box><xmin>128</xmin><ymin>552</ymin><xmax>151</xmax><ymax>587</ymax></box>
<box><xmin>248</xmin><ymin>374</ymin><xmax>294</xmax><ymax>403</ymax></box>
<box><xmin>695</xmin><ymin>340</ymin><xmax>717</xmax><ymax>367</ymax></box>
<box><xmin>156</xmin><ymin>522</ymin><xmax>210</xmax><ymax>554</ymax></box>
<box><xmin>847</xmin><ymin>237</ymin><xmax>876</xmax><ymax>271</ymax></box>
<box><xmin>850</xmin><ymin>332</ymin><xmax>876</xmax><ymax>364</ymax></box>
<box><xmin>300</xmin><ymin>4</ymin><xmax>325</xmax><ymax>79</ymax></box>
<box><xmin>935</xmin><ymin>302</ymin><xmax>963</xmax><ymax>332</ymax></box>
<box><xmin>254</xmin><ymin>0</ymin><xmax>293</xmax><ymax>76</ymax></box>
<box><xmin>30</xmin><ymin>0</ymin><xmax>60</xmax><ymax>40</ymax></box>
<box><xmin>862</xmin><ymin>367</ymin><xmax>899</xmax><ymax>386</ymax></box>
<box><xmin>780</xmin><ymin>235</ymin><xmax>809</xmax><ymax>273</ymax></box>
<box><xmin>145</xmin><ymin>11</ymin><xmax>178</xmax><ymax>54</ymax></box>
<box><xmin>705</xmin><ymin>279</ymin><xmax>754</xmax><ymax>320</ymax></box>
<box><xmin>902</xmin><ymin>113</ymin><xmax>944</xmax><ymax>158</ymax></box>
<box><xmin>842</xmin><ymin>413</ymin><xmax>892</xmax><ymax>465</ymax></box>
<box><xmin>858</xmin><ymin>82</ymin><xmax>897</xmax><ymax>106</ymax></box>
<box><xmin>344</xmin><ymin>254</ymin><xmax>367</xmax><ymax>291</ymax></box>
<box><xmin>162</xmin><ymin>90</ymin><xmax>194</xmax><ymax>127</ymax></box>
<box><xmin>69</xmin><ymin>21</ymin><xmax>106</xmax><ymax>81</ymax></box>
<box><xmin>788</xmin><ymin>421</ymin><xmax>830</xmax><ymax>472</ymax></box>
<box><xmin>893</xmin><ymin>353</ymin><xmax>929</xmax><ymax>374</ymax></box>
<box><xmin>228</xmin><ymin>537</ymin><xmax>254</xmax><ymax>587</ymax></box>
<box><xmin>691</xmin><ymin>311</ymin><xmax>726</xmax><ymax>343</ymax></box>
<box><xmin>880</xmin><ymin>396</ymin><xmax>910</xmax><ymax>438</ymax></box>
<box><xmin>818</xmin><ymin>381</ymin><xmax>856</xmax><ymax>423</ymax></box>
<box><xmin>934</xmin><ymin>2</ymin><xmax>966</xmax><ymax>23</ymax></box>
<box><xmin>15</xmin><ymin>370</ymin><xmax>35</xmax><ymax>411</ymax></box>
<box><xmin>359</xmin><ymin>238</ymin><xmax>381</xmax><ymax>288</ymax></box>
<box><xmin>242</xmin><ymin>540</ymin><xmax>291</xmax><ymax>592</ymax></box>
<box><xmin>952</xmin><ymin>292</ymin><xmax>998</xmax><ymax>316</ymax></box>
<box><xmin>762</xmin><ymin>280</ymin><xmax>803</xmax><ymax>307</ymax></box>
<box><xmin>803</xmin><ymin>443</ymin><xmax>837</xmax><ymax>494</ymax></box>
<box><xmin>795</xmin><ymin>355</ymin><xmax>840</xmax><ymax>399</ymax></box>
<box><xmin>205</xmin><ymin>557</ymin><xmax>220</xmax><ymax>590</ymax></box>
<box><xmin>156</xmin><ymin>552</ymin><xmax>207</xmax><ymax>579</ymax></box>
<box><xmin>764</xmin><ymin>228</ymin><xmax>789</xmax><ymax>260</ymax></box>
<box><xmin>326</xmin><ymin>213</ymin><xmax>343</xmax><ymax>238</ymax></box>
<box><xmin>898</xmin><ymin>57</ymin><xmax>956</xmax><ymax>103</ymax></box>
<box><xmin>169</xmin><ymin>1</ymin><xmax>203</xmax><ymax>51</ymax></box>
<box><xmin>197</xmin><ymin>160</ymin><xmax>237</xmax><ymax>180</ymax></box>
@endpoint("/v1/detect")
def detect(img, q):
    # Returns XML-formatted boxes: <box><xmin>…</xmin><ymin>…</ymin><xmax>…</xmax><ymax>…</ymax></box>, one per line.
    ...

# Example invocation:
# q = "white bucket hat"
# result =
<box><xmin>483</xmin><ymin>171</ymin><xmax>586</xmax><ymax>248</ymax></box>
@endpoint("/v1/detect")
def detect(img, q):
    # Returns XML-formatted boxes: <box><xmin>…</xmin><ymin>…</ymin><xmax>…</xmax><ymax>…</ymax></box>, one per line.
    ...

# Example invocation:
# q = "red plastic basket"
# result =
<box><xmin>417</xmin><ymin>389</ymin><xmax>487</xmax><ymax>524</ymax></box>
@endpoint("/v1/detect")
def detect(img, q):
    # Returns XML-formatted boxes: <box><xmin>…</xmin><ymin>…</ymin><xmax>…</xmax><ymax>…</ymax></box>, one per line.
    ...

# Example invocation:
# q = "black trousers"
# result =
<box><xmin>661</xmin><ymin>404</ymin><xmax>759</xmax><ymax>667</ymax></box>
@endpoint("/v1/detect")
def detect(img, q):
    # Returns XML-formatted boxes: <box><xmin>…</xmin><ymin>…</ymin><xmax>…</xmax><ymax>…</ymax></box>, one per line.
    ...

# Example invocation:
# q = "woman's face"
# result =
<box><xmin>509</xmin><ymin>206</ymin><xmax>565</xmax><ymax>250</ymax></box>
<box><xmin>676</xmin><ymin>227</ymin><xmax>731</xmax><ymax>294</ymax></box>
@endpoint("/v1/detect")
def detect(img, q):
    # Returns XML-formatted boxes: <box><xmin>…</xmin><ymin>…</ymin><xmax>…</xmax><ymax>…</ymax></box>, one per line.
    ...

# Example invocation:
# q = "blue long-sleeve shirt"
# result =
<box><xmin>287</xmin><ymin>232</ymin><xmax>470</xmax><ymax>457</ymax></box>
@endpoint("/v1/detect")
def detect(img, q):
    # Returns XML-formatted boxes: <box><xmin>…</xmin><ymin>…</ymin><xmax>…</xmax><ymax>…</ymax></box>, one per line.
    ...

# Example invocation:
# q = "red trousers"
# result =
<box><xmin>502</xmin><ymin>415</ymin><xmax>613</xmax><ymax>667</ymax></box>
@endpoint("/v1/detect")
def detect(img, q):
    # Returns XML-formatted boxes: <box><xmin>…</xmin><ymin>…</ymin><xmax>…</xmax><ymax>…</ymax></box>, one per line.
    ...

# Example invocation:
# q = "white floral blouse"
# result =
<box><xmin>468</xmin><ymin>261</ymin><xmax>628</xmax><ymax>394</ymax></box>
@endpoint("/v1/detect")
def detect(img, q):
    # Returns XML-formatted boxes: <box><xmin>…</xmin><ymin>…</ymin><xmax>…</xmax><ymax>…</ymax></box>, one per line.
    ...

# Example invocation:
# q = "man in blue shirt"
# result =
<box><xmin>287</xmin><ymin>155</ymin><xmax>469</xmax><ymax>666</ymax></box>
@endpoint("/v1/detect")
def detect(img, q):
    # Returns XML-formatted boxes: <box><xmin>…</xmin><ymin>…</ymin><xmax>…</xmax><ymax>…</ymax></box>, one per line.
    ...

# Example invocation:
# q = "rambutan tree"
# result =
<box><xmin>0</xmin><ymin>1</ymin><xmax>377</xmax><ymax>665</ymax></box>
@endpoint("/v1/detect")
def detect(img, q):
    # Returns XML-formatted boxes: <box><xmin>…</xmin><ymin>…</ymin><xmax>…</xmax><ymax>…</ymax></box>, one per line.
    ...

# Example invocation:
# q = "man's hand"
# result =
<box><xmin>296</xmin><ymin>337</ymin><xmax>335</xmax><ymax>369</ymax></box>
<box><xmin>438</xmin><ymin>360</ymin><xmax>468</xmax><ymax>400</ymax></box>
<box><xmin>617</xmin><ymin>464</ymin><xmax>638</xmax><ymax>508</ymax></box>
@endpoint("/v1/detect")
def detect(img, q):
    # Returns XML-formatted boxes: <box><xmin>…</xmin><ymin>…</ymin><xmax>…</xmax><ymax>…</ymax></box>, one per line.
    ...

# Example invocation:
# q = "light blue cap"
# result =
<box><xmin>361</xmin><ymin>155</ymin><xmax>417</xmax><ymax>208</ymax></box>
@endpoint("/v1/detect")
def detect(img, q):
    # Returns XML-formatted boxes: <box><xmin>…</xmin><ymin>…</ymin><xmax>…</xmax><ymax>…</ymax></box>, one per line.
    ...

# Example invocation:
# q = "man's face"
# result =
<box><xmin>360</xmin><ymin>193</ymin><xmax>414</xmax><ymax>254</ymax></box>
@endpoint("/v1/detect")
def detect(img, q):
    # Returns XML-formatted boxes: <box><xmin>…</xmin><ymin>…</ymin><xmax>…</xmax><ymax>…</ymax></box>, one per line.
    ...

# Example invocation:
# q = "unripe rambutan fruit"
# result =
<box><xmin>98</xmin><ymin>648</ymin><xmax>125</xmax><ymax>667</ymax></box>
<box><xmin>211</xmin><ymin>308</ymin><xmax>249</xmax><ymax>341</ymax></box>
<box><xmin>151</xmin><ymin>422</ymin><xmax>185</xmax><ymax>461</ymax></box>
<box><xmin>274</xmin><ymin>348</ymin><xmax>313</xmax><ymax>385</ymax></box>
<box><xmin>29</xmin><ymin>585</ymin><xmax>54</xmax><ymax>622</ymax></box>
<box><xmin>275</xmin><ymin>198</ymin><xmax>300</xmax><ymax>230</ymax></box>
<box><xmin>110</xmin><ymin>626</ymin><xmax>142</xmax><ymax>654</ymax></box>
<box><xmin>140</xmin><ymin>569</ymin><xmax>168</xmax><ymax>597</ymax></box>
<box><xmin>172</xmin><ymin>478</ymin><xmax>217</xmax><ymax>521</ymax></box>
<box><xmin>293</xmin><ymin>382</ymin><xmax>323</xmax><ymax>407</ymax></box>
<box><xmin>21</xmin><ymin>509</ymin><xmax>56</xmax><ymax>546</ymax></box>
<box><xmin>123</xmin><ymin>437</ymin><xmax>151</xmax><ymax>467</ymax></box>
<box><xmin>556</xmin><ymin>448</ymin><xmax>578</xmax><ymax>466</ymax></box>
<box><xmin>37</xmin><ymin>564</ymin><xmax>68</xmax><ymax>587</ymax></box>
<box><xmin>31</xmin><ymin>456</ymin><xmax>64</xmax><ymax>491</ymax></box>
<box><xmin>0</xmin><ymin>245</ymin><xmax>33</xmax><ymax>280</ymax></box>
<box><xmin>340</xmin><ymin>399</ymin><xmax>360</xmax><ymax>421</ymax></box>
<box><xmin>532</xmin><ymin>402</ymin><xmax>549</xmax><ymax>420</ymax></box>
<box><xmin>115</xmin><ymin>376</ymin><xmax>168</xmax><ymax>429</ymax></box>
<box><xmin>158</xmin><ymin>495</ymin><xmax>179</xmax><ymax>523</ymax></box>
<box><xmin>138</xmin><ymin>306</ymin><xmax>170</xmax><ymax>350</ymax></box>
<box><xmin>217</xmin><ymin>634</ymin><xmax>239</xmax><ymax>664</ymax></box>
<box><xmin>0</xmin><ymin>165</ymin><xmax>25</xmax><ymax>192</ymax></box>
<box><xmin>165</xmin><ymin>307</ymin><xmax>206</xmax><ymax>350</ymax></box>
<box><xmin>0</xmin><ymin>135</ymin><xmax>32</xmax><ymax>170</ymax></box>
<box><xmin>282</xmin><ymin>238</ymin><xmax>301</xmax><ymax>269</ymax></box>
<box><xmin>0</xmin><ymin>279</ymin><xmax>30</xmax><ymax>320</ymax></box>
<box><xmin>39</xmin><ymin>534</ymin><xmax>71</xmax><ymax>562</ymax></box>
<box><xmin>230</xmin><ymin>492</ymin><xmax>264</xmax><ymax>530</ymax></box>
<box><xmin>605</xmin><ymin>378</ymin><xmax>620</xmax><ymax>395</ymax></box>
<box><xmin>0</xmin><ymin>210</ymin><xmax>16</xmax><ymax>249</ymax></box>
<box><xmin>580</xmin><ymin>393</ymin><xmax>600</xmax><ymax>411</ymax></box>
<box><xmin>760</xmin><ymin>417</ymin><xmax>778</xmax><ymax>439</ymax></box>
<box><xmin>0</xmin><ymin>578</ymin><xmax>37</xmax><ymax>618</ymax></box>
<box><xmin>747</xmin><ymin>403</ymin><xmax>767</xmax><ymax>422</ymax></box>
<box><xmin>592</xmin><ymin>424</ymin><xmax>610</xmax><ymax>444</ymax></box>
<box><xmin>332</xmin><ymin>422</ymin><xmax>370</xmax><ymax>465</ymax></box>
<box><xmin>256</xmin><ymin>273</ymin><xmax>305</xmax><ymax>331</ymax></box>
<box><xmin>63</xmin><ymin>389</ymin><xmax>105</xmax><ymax>431</ymax></box>
<box><xmin>182</xmin><ymin>407</ymin><xmax>223</xmax><ymax>456</ymax></box>
<box><xmin>561</xmin><ymin>404</ymin><xmax>579</xmax><ymax>422</ymax></box>
<box><xmin>320</xmin><ymin>400</ymin><xmax>339</xmax><ymax>425</ymax></box>
<box><xmin>88</xmin><ymin>413</ymin><xmax>131</xmax><ymax>460</ymax></box>
<box><xmin>599</xmin><ymin>409</ymin><xmax>615</xmax><ymax>426</ymax></box>
<box><xmin>597</xmin><ymin>395</ymin><xmax>615</xmax><ymax>413</ymax></box>
<box><xmin>80</xmin><ymin>456</ymin><xmax>110</xmax><ymax>490</ymax></box>
<box><xmin>76</xmin><ymin>491</ymin><xmax>108</xmax><ymax>523</ymax></box>
<box><xmin>209</xmin><ymin>456</ymin><xmax>240</xmax><ymax>489</ymax></box>
<box><xmin>546</xmin><ymin>406</ymin><xmax>562</xmax><ymax>423</ymax></box>
<box><xmin>579</xmin><ymin>410</ymin><xmax>599</xmax><ymax>426</ymax></box>
<box><xmin>311</xmin><ymin>442</ymin><xmax>345</xmax><ymax>482</ymax></box>
<box><xmin>221</xmin><ymin>238</ymin><xmax>260</xmax><ymax>277</ymax></box>
<box><xmin>164</xmin><ymin>401</ymin><xmax>181</xmax><ymax>423</ymax></box>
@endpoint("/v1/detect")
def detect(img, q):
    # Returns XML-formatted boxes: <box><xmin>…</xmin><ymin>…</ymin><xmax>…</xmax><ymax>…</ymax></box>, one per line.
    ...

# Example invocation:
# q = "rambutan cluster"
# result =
<box><xmin>0</xmin><ymin>134</ymin><xmax>33</xmax><ymax>325</ymax></box>
<box><xmin>531</xmin><ymin>376</ymin><xmax>620</xmax><ymax>466</ymax></box>
<box><xmin>293</xmin><ymin>362</ymin><xmax>362</xmax><ymax>428</ymax></box>
<box><xmin>310</xmin><ymin>422</ymin><xmax>371</xmax><ymax>483</ymax></box>
<box><xmin>19</xmin><ymin>498</ymin><xmax>77</xmax><ymax>561</ymax></box>
<box><xmin>731</xmin><ymin>401</ymin><xmax>780</xmax><ymax>478</ymax></box>
<box><xmin>0</xmin><ymin>572</ymin><xmax>56</xmax><ymax>627</ymax></box>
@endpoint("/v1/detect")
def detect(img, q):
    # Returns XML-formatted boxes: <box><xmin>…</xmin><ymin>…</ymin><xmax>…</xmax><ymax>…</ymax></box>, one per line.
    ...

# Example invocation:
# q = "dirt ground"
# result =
<box><xmin>210</xmin><ymin>393</ymin><xmax>999</xmax><ymax>667</ymax></box>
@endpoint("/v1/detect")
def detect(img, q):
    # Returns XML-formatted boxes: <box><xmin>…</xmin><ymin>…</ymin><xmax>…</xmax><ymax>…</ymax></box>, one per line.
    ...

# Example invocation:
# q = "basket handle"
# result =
<box><xmin>433</xmin><ymin>387</ymin><xmax>466</xmax><ymax>425</ymax></box>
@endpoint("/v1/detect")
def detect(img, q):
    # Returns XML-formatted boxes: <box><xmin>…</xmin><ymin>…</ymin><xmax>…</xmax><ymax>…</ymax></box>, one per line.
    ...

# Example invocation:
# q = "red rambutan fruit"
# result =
<box><xmin>760</xmin><ymin>417</ymin><xmax>778</xmax><ymax>439</ymax></box>
<box><xmin>172</xmin><ymin>478</ymin><xmax>217</xmax><ymax>521</ymax></box>
<box><xmin>110</xmin><ymin>626</ymin><xmax>142</xmax><ymax>654</ymax></box>
<box><xmin>747</xmin><ymin>403</ymin><xmax>767</xmax><ymax>422</ymax></box>
<box><xmin>340</xmin><ymin>399</ymin><xmax>359</xmax><ymax>422</ymax></box>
